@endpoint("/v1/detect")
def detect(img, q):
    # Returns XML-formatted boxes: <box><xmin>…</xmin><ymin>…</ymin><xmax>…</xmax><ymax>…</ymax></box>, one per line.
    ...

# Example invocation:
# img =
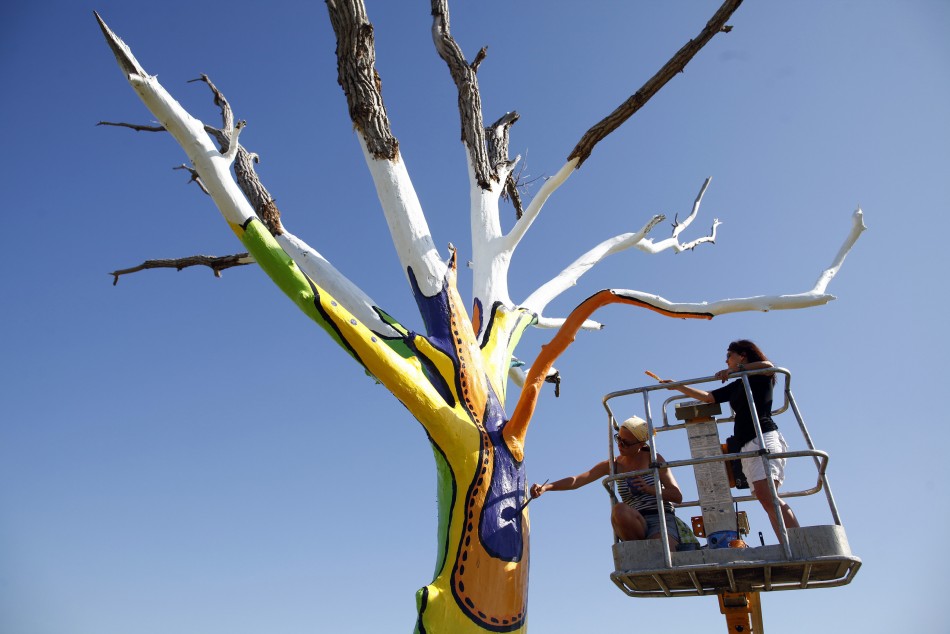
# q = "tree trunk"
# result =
<box><xmin>97</xmin><ymin>2</ymin><xmax>865</xmax><ymax>630</ymax></box>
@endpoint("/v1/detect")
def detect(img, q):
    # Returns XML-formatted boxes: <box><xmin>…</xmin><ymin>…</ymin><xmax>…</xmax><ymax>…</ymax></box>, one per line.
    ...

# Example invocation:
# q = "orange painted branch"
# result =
<box><xmin>503</xmin><ymin>290</ymin><xmax>711</xmax><ymax>460</ymax></box>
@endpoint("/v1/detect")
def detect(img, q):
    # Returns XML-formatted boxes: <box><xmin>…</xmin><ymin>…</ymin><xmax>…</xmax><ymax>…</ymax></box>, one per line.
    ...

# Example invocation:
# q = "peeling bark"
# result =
<box><xmin>486</xmin><ymin>112</ymin><xmax>523</xmax><ymax>218</ymax></box>
<box><xmin>192</xmin><ymin>74</ymin><xmax>284</xmax><ymax>236</ymax></box>
<box><xmin>326</xmin><ymin>0</ymin><xmax>398</xmax><ymax>160</ymax></box>
<box><xmin>430</xmin><ymin>0</ymin><xmax>494</xmax><ymax>188</ymax></box>
<box><xmin>99</xmin><ymin>76</ymin><xmax>285</xmax><ymax>239</ymax></box>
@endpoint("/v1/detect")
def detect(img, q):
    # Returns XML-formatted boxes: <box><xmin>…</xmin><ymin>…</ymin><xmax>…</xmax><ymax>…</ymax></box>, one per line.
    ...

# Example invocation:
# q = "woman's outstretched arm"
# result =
<box><xmin>530</xmin><ymin>460</ymin><xmax>610</xmax><ymax>498</ymax></box>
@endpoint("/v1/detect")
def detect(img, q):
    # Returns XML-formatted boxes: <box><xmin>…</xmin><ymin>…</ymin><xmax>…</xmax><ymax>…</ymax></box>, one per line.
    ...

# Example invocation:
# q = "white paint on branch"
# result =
<box><xmin>522</xmin><ymin>215</ymin><xmax>666</xmax><ymax>314</ymax></box>
<box><xmin>535</xmin><ymin>316</ymin><xmax>604</xmax><ymax>330</ymax></box>
<box><xmin>812</xmin><ymin>208</ymin><xmax>866</xmax><ymax>295</ymax></box>
<box><xmin>521</xmin><ymin>179</ymin><xmax>719</xmax><ymax>321</ymax></box>
<box><xmin>615</xmin><ymin>207</ymin><xmax>866</xmax><ymax>316</ymax></box>
<box><xmin>504</xmin><ymin>160</ymin><xmax>579</xmax><ymax>253</ymax></box>
<box><xmin>102</xmin><ymin>16</ymin><xmax>866</xmax><ymax>382</ymax></box>
<box><xmin>469</xmin><ymin>153</ymin><xmax>515</xmax><ymax>309</ymax></box>
<box><xmin>633</xmin><ymin>178</ymin><xmax>721</xmax><ymax>254</ymax></box>
<box><xmin>103</xmin><ymin>21</ymin><xmax>395</xmax><ymax>334</ymax></box>
<box><xmin>357</xmin><ymin>135</ymin><xmax>446</xmax><ymax>297</ymax></box>
<box><xmin>277</xmin><ymin>231</ymin><xmax>401</xmax><ymax>338</ymax></box>
<box><xmin>125</xmin><ymin>71</ymin><xmax>257</xmax><ymax>229</ymax></box>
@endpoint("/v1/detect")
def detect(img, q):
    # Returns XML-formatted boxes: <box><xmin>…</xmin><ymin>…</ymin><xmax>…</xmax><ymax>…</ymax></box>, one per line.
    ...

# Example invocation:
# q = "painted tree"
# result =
<box><xmin>97</xmin><ymin>1</ymin><xmax>864</xmax><ymax>632</ymax></box>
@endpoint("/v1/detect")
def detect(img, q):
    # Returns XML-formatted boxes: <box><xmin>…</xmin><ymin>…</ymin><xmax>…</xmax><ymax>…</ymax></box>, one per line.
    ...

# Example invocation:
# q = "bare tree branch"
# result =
<box><xmin>504</xmin><ymin>173</ymin><xmax>525</xmax><ymax>219</ymax></box>
<box><xmin>430</xmin><ymin>0</ymin><xmax>494</xmax><ymax>188</ymax></box>
<box><xmin>188</xmin><ymin>74</ymin><xmax>234</xmax><ymax>132</ymax></box>
<box><xmin>326</xmin><ymin>0</ymin><xmax>398</xmax><ymax>160</ymax></box>
<box><xmin>110</xmin><ymin>253</ymin><xmax>254</xmax><ymax>285</ymax></box>
<box><xmin>568</xmin><ymin>0</ymin><xmax>743</xmax><ymax>167</ymax></box>
<box><xmin>172</xmin><ymin>164</ymin><xmax>211</xmax><ymax>194</ymax></box>
<box><xmin>471</xmin><ymin>46</ymin><xmax>487</xmax><ymax>73</ymax></box>
<box><xmin>96</xmin><ymin>121</ymin><xmax>165</xmax><ymax>132</ymax></box>
<box><xmin>192</xmin><ymin>74</ymin><xmax>284</xmax><ymax>236</ymax></box>
<box><xmin>485</xmin><ymin>111</ymin><xmax>523</xmax><ymax>218</ymax></box>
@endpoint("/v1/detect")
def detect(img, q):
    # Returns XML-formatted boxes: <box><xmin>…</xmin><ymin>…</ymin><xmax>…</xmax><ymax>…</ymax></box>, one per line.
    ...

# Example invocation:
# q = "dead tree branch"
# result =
<box><xmin>326</xmin><ymin>0</ymin><xmax>399</xmax><ymax>160</ymax></box>
<box><xmin>192</xmin><ymin>74</ymin><xmax>284</xmax><ymax>236</ymax></box>
<box><xmin>172</xmin><ymin>164</ymin><xmax>211</xmax><ymax>194</ymax></box>
<box><xmin>96</xmin><ymin>121</ymin><xmax>165</xmax><ymax>132</ymax></box>
<box><xmin>100</xmin><ymin>73</ymin><xmax>285</xmax><ymax>238</ymax></box>
<box><xmin>325</xmin><ymin>0</ymin><xmax>446</xmax><ymax>296</ymax></box>
<box><xmin>485</xmin><ymin>111</ymin><xmax>523</xmax><ymax>217</ymax></box>
<box><xmin>110</xmin><ymin>253</ymin><xmax>254</xmax><ymax>285</ymax></box>
<box><xmin>568</xmin><ymin>0</ymin><xmax>743</xmax><ymax>167</ymax></box>
<box><xmin>431</xmin><ymin>0</ymin><xmax>494</xmax><ymax>188</ymax></box>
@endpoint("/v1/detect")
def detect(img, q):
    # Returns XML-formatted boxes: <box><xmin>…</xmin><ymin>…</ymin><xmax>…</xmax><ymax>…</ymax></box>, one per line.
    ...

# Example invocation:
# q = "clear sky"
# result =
<box><xmin>2</xmin><ymin>1</ymin><xmax>947</xmax><ymax>632</ymax></box>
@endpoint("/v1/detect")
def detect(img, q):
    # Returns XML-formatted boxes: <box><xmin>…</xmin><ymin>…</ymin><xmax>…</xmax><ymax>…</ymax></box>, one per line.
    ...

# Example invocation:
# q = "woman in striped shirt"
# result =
<box><xmin>530</xmin><ymin>416</ymin><xmax>683</xmax><ymax>546</ymax></box>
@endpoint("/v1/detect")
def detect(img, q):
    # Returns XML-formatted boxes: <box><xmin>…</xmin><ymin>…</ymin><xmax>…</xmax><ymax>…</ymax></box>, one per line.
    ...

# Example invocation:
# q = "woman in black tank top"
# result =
<box><xmin>660</xmin><ymin>339</ymin><xmax>801</xmax><ymax>540</ymax></box>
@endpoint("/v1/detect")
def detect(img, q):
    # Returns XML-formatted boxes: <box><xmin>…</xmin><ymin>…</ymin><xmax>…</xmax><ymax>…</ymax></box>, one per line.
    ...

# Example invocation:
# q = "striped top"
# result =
<box><xmin>617</xmin><ymin>471</ymin><xmax>675</xmax><ymax>515</ymax></box>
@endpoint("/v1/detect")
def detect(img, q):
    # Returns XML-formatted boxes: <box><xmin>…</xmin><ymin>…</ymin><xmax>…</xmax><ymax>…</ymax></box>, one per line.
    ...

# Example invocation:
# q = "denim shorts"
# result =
<box><xmin>644</xmin><ymin>512</ymin><xmax>681</xmax><ymax>542</ymax></box>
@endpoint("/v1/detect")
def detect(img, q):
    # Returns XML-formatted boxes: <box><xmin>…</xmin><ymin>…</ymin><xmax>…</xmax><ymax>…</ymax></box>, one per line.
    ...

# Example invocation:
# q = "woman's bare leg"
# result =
<box><xmin>611</xmin><ymin>503</ymin><xmax>647</xmax><ymax>541</ymax></box>
<box><xmin>753</xmin><ymin>478</ymin><xmax>800</xmax><ymax>539</ymax></box>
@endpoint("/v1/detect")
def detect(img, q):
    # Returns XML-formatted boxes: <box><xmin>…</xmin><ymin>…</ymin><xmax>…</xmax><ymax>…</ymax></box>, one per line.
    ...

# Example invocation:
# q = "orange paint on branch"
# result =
<box><xmin>503</xmin><ymin>290</ymin><xmax>711</xmax><ymax>460</ymax></box>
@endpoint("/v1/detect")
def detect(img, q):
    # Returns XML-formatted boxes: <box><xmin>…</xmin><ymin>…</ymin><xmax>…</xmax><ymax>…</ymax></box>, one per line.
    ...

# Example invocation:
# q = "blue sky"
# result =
<box><xmin>2</xmin><ymin>1</ymin><xmax>947</xmax><ymax>632</ymax></box>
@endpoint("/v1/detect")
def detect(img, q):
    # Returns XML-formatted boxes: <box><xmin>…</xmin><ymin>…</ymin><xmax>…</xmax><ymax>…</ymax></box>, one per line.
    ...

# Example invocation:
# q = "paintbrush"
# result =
<box><xmin>518</xmin><ymin>479</ymin><xmax>549</xmax><ymax>512</ymax></box>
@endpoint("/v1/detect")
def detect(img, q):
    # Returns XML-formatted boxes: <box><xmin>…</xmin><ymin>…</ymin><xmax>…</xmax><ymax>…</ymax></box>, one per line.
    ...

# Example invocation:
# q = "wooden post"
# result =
<box><xmin>675</xmin><ymin>401</ymin><xmax>737</xmax><ymax>538</ymax></box>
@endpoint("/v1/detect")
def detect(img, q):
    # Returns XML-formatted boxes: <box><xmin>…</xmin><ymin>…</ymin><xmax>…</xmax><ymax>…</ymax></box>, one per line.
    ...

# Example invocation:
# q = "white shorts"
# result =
<box><xmin>740</xmin><ymin>430</ymin><xmax>787</xmax><ymax>486</ymax></box>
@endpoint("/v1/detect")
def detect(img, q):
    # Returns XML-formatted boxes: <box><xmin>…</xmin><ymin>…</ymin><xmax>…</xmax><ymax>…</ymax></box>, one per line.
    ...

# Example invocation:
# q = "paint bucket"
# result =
<box><xmin>707</xmin><ymin>530</ymin><xmax>739</xmax><ymax>549</ymax></box>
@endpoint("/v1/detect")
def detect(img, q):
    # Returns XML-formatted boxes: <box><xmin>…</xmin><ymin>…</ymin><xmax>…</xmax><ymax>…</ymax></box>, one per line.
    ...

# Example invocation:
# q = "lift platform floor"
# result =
<box><xmin>611</xmin><ymin>525</ymin><xmax>861</xmax><ymax>597</ymax></box>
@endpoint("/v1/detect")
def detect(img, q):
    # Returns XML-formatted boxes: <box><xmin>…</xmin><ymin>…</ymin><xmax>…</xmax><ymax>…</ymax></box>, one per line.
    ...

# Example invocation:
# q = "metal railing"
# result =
<box><xmin>601</xmin><ymin>368</ymin><xmax>845</xmax><ymax>565</ymax></box>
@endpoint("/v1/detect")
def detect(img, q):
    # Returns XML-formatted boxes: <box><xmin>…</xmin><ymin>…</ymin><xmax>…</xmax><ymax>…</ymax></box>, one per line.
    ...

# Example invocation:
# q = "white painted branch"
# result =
<box><xmin>508</xmin><ymin>365</ymin><xmax>526</xmax><ymax>388</ymax></box>
<box><xmin>612</xmin><ymin>287</ymin><xmax>833</xmax><ymax>316</ymax></box>
<box><xmin>99</xmin><ymin>16</ymin><xmax>395</xmax><ymax>334</ymax></box>
<box><xmin>222</xmin><ymin>120</ymin><xmax>245</xmax><ymax>164</ymax></box>
<box><xmin>521</xmin><ymin>179</ymin><xmax>722</xmax><ymax>317</ymax></box>
<box><xmin>634</xmin><ymin>178</ymin><xmax>721</xmax><ymax>254</ymax></box>
<box><xmin>507</xmin><ymin>362</ymin><xmax>561</xmax><ymax>389</ymax></box>
<box><xmin>277</xmin><ymin>231</ymin><xmax>401</xmax><ymax>337</ymax></box>
<box><xmin>503</xmin><ymin>159</ymin><xmax>578</xmax><ymax>252</ymax></box>
<box><xmin>470</xmin><ymin>153</ymin><xmax>515</xmax><ymax>307</ymax></box>
<box><xmin>124</xmin><ymin>77</ymin><xmax>254</xmax><ymax>228</ymax></box>
<box><xmin>521</xmin><ymin>215</ymin><xmax>666</xmax><ymax>314</ymax></box>
<box><xmin>97</xmin><ymin>17</ymin><xmax>258</xmax><ymax>231</ymax></box>
<box><xmin>812</xmin><ymin>208</ymin><xmax>866</xmax><ymax>294</ymax></box>
<box><xmin>357</xmin><ymin>135</ymin><xmax>447</xmax><ymax>297</ymax></box>
<box><xmin>535</xmin><ymin>316</ymin><xmax>603</xmax><ymax>331</ymax></box>
<box><xmin>613</xmin><ymin>210</ymin><xmax>865</xmax><ymax>316</ymax></box>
